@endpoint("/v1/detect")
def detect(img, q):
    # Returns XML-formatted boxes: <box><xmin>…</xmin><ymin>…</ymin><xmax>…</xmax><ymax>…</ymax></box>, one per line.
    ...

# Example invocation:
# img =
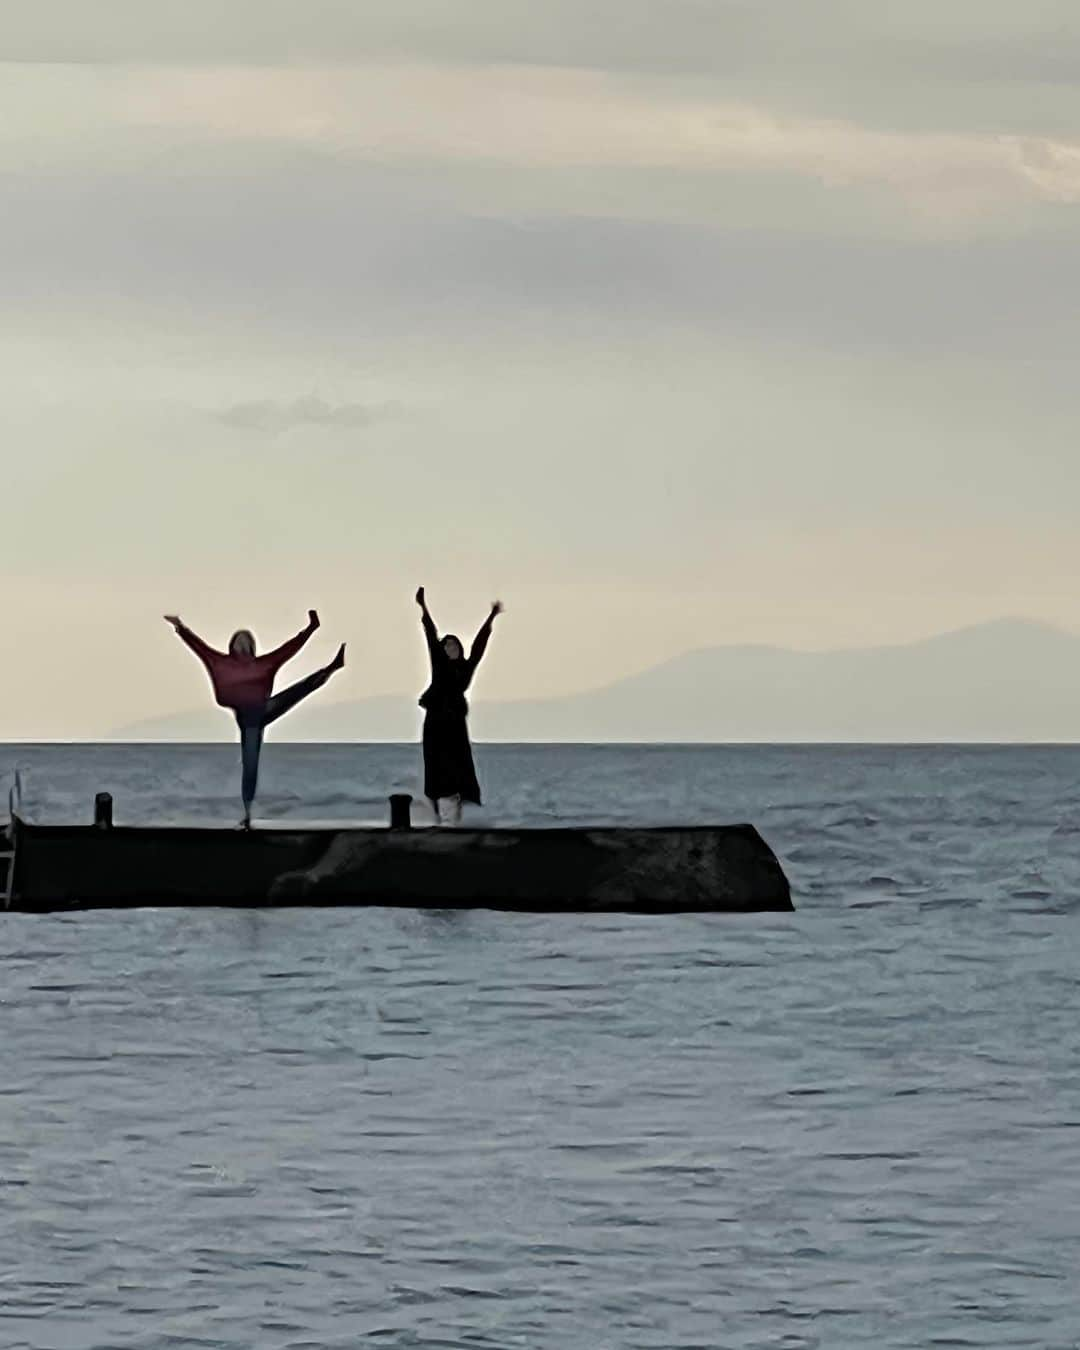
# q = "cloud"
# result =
<box><xmin>215</xmin><ymin>396</ymin><xmax>397</xmax><ymax>433</ymax></box>
<box><xmin>1</xmin><ymin>61</ymin><xmax>1072</xmax><ymax>229</ymax></box>
<box><xmin>5</xmin><ymin>1</ymin><xmax>1080</xmax><ymax>144</ymax></box>
<box><xmin>4</xmin><ymin>148</ymin><xmax>1080</xmax><ymax>364</ymax></box>
<box><xmin>2</xmin><ymin>2</ymin><xmax>1075</xmax><ymax>80</ymax></box>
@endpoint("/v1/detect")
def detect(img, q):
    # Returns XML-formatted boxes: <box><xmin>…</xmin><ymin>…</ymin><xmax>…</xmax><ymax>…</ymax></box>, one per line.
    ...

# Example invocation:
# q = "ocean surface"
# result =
<box><xmin>2</xmin><ymin>743</ymin><xmax>1079</xmax><ymax>1350</ymax></box>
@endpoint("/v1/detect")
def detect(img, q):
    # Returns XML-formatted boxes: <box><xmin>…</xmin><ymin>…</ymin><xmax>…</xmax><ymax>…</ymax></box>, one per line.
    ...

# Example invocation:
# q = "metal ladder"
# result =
<box><xmin>2</xmin><ymin>770</ymin><xmax>23</xmax><ymax>908</ymax></box>
<box><xmin>0</xmin><ymin>845</ymin><xmax>13</xmax><ymax>908</ymax></box>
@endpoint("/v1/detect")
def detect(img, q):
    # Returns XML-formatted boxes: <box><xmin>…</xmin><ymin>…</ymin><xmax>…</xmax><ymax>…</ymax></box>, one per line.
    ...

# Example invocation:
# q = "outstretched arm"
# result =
<box><xmin>164</xmin><ymin>615</ymin><xmax>222</xmax><ymax>664</ymax></box>
<box><xmin>416</xmin><ymin>586</ymin><xmax>442</xmax><ymax>662</ymax></box>
<box><xmin>467</xmin><ymin>600</ymin><xmax>503</xmax><ymax>673</ymax></box>
<box><xmin>262</xmin><ymin>610</ymin><xmax>320</xmax><ymax>669</ymax></box>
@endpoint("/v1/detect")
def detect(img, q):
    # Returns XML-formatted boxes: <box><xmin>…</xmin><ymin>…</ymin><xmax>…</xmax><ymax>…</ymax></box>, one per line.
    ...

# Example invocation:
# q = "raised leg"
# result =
<box><xmin>264</xmin><ymin>645</ymin><xmax>345</xmax><ymax>726</ymax></box>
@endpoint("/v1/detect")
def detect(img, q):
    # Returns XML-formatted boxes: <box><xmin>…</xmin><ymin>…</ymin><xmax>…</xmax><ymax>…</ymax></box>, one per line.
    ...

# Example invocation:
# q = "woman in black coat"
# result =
<box><xmin>415</xmin><ymin>586</ymin><xmax>502</xmax><ymax>823</ymax></box>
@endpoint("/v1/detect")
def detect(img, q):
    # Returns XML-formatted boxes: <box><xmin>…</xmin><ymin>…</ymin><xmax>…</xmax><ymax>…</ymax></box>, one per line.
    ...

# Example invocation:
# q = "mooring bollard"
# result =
<box><xmin>389</xmin><ymin>794</ymin><xmax>413</xmax><ymax>830</ymax></box>
<box><xmin>94</xmin><ymin>792</ymin><xmax>113</xmax><ymax>830</ymax></box>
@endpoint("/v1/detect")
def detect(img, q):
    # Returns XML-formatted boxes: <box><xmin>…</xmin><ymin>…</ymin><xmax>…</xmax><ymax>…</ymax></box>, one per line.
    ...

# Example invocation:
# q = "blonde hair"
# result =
<box><xmin>229</xmin><ymin>629</ymin><xmax>256</xmax><ymax>657</ymax></box>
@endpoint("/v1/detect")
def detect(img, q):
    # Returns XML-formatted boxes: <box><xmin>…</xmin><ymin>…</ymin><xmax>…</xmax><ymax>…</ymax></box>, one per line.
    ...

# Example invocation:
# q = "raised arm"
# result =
<box><xmin>262</xmin><ymin>610</ymin><xmax>320</xmax><ymax>670</ymax></box>
<box><xmin>467</xmin><ymin>600</ymin><xmax>503</xmax><ymax>676</ymax></box>
<box><xmin>165</xmin><ymin>615</ymin><xmax>222</xmax><ymax>665</ymax></box>
<box><xmin>416</xmin><ymin>586</ymin><xmax>443</xmax><ymax>664</ymax></box>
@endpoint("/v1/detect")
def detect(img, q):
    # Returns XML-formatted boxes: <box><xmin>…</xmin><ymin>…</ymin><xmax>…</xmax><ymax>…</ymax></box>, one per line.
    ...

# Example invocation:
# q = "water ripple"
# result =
<box><xmin>1</xmin><ymin>744</ymin><xmax>1079</xmax><ymax>1347</ymax></box>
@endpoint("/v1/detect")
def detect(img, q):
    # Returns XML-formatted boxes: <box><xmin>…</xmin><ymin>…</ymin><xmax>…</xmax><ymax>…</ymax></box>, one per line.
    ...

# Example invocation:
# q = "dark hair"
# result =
<box><xmin>229</xmin><ymin>629</ymin><xmax>256</xmax><ymax>657</ymax></box>
<box><xmin>442</xmin><ymin>634</ymin><xmax>464</xmax><ymax>657</ymax></box>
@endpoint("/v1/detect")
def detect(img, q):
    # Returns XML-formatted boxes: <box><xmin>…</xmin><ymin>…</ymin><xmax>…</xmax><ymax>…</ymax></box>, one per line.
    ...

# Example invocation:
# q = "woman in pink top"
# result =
<box><xmin>165</xmin><ymin>610</ymin><xmax>345</xmax><ymax>827</ymax></box>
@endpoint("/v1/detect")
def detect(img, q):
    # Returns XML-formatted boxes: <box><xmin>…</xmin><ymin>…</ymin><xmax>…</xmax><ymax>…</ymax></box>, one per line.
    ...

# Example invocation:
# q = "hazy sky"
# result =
<box><xmin>3</xmin><ymin>2</ymin><xmax>1080</xmax><ymax>737</ymax></box>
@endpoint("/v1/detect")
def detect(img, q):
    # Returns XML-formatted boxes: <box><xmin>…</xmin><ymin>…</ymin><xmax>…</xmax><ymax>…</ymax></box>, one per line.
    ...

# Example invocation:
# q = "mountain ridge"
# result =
<box><xmin>107</xmin><ymin>618</ymin><xmax>1080</xmax><ymax>743</ymax></box>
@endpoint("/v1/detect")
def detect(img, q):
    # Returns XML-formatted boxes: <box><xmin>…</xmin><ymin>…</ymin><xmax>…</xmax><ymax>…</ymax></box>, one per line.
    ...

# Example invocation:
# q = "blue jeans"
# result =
<box><xmin>234</xmin><ymin>665</ymin><xmax>335</xmax><ymax>810</ymax></box>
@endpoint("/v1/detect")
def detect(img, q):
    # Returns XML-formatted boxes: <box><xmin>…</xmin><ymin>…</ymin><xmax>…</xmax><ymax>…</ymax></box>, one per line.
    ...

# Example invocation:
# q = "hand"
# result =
<box><xmin>164</xmin><ymin>614</ymin><xmax>182</xmax><ymax>630</ymax></box>
<box><xmin>415</xmin><ymin>586</ymin><xmax>426</xmax><ymax>607</ymax></box>
<box><xmin>308</xmin><ymin>609</ymin><xmax>320</xmax><ymax>630</ymax></box>
<box><xmin>490</xmin><ymin>600</ymin><xmax>504</xmax><ymax>618</ymax></box>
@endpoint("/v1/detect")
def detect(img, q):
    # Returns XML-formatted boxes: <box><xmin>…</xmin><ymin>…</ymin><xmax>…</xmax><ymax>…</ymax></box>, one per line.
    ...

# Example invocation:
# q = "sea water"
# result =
<box><xmin>1</xmin><ymin>743</ymin><xmax>1078</xmax><ymax>1348</ymax></box>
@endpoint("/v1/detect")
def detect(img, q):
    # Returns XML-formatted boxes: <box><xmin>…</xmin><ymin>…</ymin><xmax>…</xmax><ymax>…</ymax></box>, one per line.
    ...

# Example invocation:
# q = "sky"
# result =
<box><xmin>2</xmin><ymin>1</ymin><xmax>1079</xmax><ymax>738</ymax></box>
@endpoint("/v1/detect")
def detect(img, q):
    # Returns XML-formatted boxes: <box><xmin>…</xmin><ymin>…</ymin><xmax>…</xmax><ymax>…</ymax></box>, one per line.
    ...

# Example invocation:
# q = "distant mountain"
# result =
<box><xmin>109</xmin><ymin>619</ymin><xmax>1080</xmax><ymax>743</ymax></box>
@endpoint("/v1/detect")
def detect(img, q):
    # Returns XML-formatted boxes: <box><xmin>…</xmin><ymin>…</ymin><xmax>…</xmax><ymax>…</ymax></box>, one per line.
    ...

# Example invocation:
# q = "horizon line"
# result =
<box><xmin>4</xmin><ymin>738</ymin><xmax>1080</xmax><ymax>749</ymax></box>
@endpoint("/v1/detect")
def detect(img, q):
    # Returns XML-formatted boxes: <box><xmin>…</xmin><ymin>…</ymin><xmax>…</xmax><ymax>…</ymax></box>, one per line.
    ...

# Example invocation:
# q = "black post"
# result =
<box><xmin>94</xmin><ymin>792</ymin><xmax>113</xmax><ymax>830</ymax></box>
<box><xmin>389</xmin><ymin>794</ymin><xmax>413</xmax><ymax>830</ymax></box>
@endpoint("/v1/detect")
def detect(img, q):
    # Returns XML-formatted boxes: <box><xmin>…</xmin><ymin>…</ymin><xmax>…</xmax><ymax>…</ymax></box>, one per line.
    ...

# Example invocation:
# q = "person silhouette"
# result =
<box><xmin>165</xmin><ymin>611</ymin><xmax>345</xmax><ymax>826</ymax></box>
<box><xmin>415</xmin><ymin>587</ymin><xmax>502</xmax><ymax>823</ymax></box>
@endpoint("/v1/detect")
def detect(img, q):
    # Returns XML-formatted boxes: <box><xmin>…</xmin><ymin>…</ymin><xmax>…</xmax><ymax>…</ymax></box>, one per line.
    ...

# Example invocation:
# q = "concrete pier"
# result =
<box><xmin>3</xmin><ymin>813</ymin><xmax>792</xmax><ymax>914</ymax></box>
